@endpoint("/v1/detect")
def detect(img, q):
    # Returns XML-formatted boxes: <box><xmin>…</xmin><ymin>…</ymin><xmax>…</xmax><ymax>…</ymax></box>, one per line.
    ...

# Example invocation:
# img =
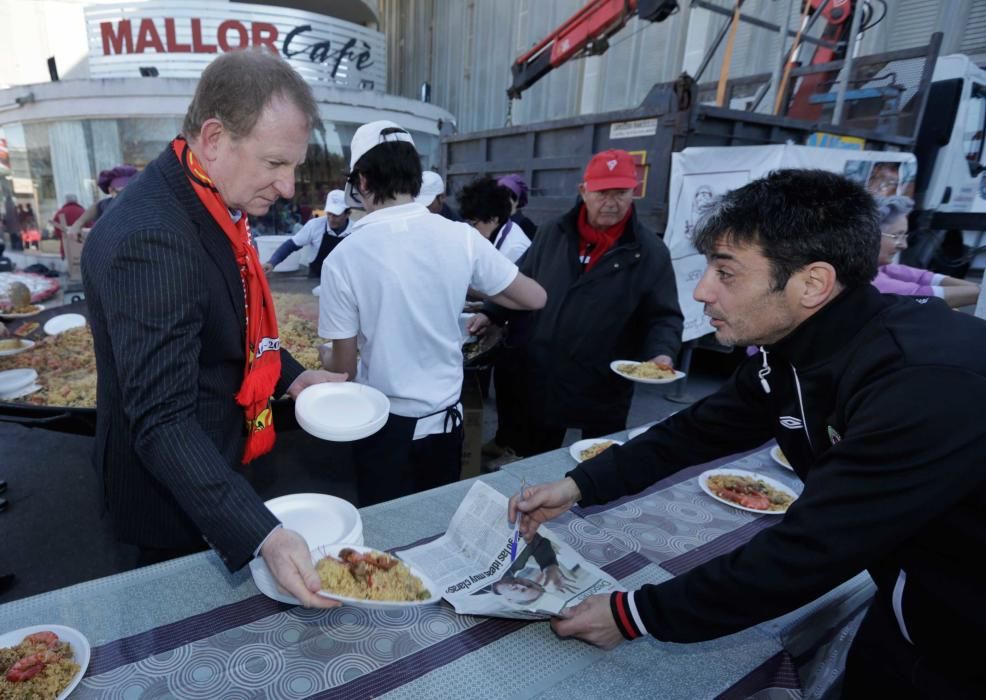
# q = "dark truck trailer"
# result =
<box><xmin>440</xmin><ymin>36</ymin><xmax>942</xmax><ymax>237</ymax></box>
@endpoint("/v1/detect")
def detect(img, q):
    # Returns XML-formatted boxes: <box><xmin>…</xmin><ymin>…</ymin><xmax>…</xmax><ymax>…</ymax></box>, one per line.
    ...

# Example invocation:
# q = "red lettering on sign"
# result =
<box><xmin>100</xmin><ymin>20</ymin><xmax>133</xmax><ymax>55</ymax></box>
<box><xmin>190</xmin><ymin>18</ymin><xmax>217</xmax><ymax>54</ymax></box>
<box><xmin>134</xmin><ymin>18</ymin><xmax>165</xmax><ymax>53</ymax></box>
<box><xmin>251</xmin><ymin>22</ymin><xmax>279</xmax><ymax>54</ymax></box>
<box><xmin>164</xmin><ymin>18</ymin><xmax>191</xmax><ymax>53</ymax></box>
<box><xmin>218</xmin><ymin>20</ymin><xmax>248</xmax><ymax>52</ymax></box>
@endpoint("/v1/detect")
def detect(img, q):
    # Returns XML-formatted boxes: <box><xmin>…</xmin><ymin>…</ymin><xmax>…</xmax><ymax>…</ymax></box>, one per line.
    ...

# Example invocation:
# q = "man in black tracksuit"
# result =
<box><xmin>509</xmin><ymin>169</ymin><xmax>986</xmax><ymax>698</ymax></box>
<box><xmin>471</xmin><ymin>150</ymin><xmax>683</xmax><ymax>456</ymax></box>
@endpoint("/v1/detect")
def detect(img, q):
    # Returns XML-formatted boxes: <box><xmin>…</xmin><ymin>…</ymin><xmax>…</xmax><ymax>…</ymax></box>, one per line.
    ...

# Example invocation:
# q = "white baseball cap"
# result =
<box><xmin>324</xmin><ymin>189</ymin><xmax>347</xmax><ymax>215</ymax></box>
<box><xmin>348</xmin><ymin>120</ymin><xmax>415</xmax><ymax>170</ymax></box>
<box><xmin>415</xmin><ymin>171</ymin><xmax>445</xmax><ymax>206</ymax></box>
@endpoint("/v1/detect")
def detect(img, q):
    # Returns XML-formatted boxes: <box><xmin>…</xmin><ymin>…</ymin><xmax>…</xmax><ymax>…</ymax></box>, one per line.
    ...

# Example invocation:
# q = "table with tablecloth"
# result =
<box><xmin>0</xmin><ymin>440</ymin><xmax>874</xmax><ymax>699</ymax></box>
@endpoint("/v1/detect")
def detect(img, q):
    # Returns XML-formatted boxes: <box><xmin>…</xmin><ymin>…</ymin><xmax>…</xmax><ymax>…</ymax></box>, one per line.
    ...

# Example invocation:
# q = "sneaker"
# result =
<box><xmin>481</xmin><ymin>439</ymin><xmax>506</xmax><ymax>458</ymax></box>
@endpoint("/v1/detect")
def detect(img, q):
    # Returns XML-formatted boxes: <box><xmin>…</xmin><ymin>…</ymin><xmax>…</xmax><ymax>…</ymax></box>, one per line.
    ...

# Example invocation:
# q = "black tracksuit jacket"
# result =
<box><xmin>569</xmin><ymin>285</ymin><xmax>986</xmax><ymax>661</ymax></box>
<box><xmin>485</xmin><ymin>203</ymin><xmax>683</xmax><ymax>428</ymax></box>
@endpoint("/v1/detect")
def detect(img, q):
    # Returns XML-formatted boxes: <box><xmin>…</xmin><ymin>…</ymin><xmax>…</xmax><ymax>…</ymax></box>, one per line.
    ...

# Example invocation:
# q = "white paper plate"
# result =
<box><xmin>295</xmin><ymin>382</ymin><xmax>390</xmax><ymax>442</ymax></box>
<box><xmin>311</xmin><ymin>544</ymin><xmax>441</xmax><ymax>609</ymax></box>
<box><xmin>770</xmin><ymin>446</ymin><xmax>794</xmax><ymax>471</ymax></box>
<box><xmin>569</xmin><ymin>438</ymin><xmax>623</xmax><ymax>463</ymax></box>
<box><xmin>0</xmin><ymin>624</ymin><xmax>91</xmax><ymax>700</ymax></box>
<box><xmin>698</xmin><ymin>468</ymin><xmax>798</xmax><ymax>515</ymax></box>
<box><xmin>0</xmin><ymin>303</ymin><xmax>44</xmax><ymax>320</ymax></box>
<box><xmin>609</xmin><ymin>360</ymin><xmax>686</xmax><ymax>385</ymax></box>
<box><xmin>0</xmin><ymin>382</ymin><xmax>42</xmax><ymax>401</ymax></box>
<box><xmin>250</xmin><ymin>493</ymin><xmax>363</xmax><ymax>605</ymax></box>
<box><xmin>43</xmin><ymin>314</ymin><xmax>87</xmax><ymax>336</ymax></box>
<box><xmin>0</xmin><ymin>368</ymin><xmax>37</xmax><ymax>395</ymax></box>
<box><xmin>0</xmin><ymin>338</ymin><xmax>35</xmax><ymax>357</ymax></box>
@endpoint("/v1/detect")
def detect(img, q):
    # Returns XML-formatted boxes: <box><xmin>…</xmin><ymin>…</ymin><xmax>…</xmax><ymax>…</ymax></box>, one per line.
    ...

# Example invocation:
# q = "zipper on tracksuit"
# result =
<box><xmin>757</xmin><ymin>347</ymin><xmax>814</xmax><ymax>451</ymax></box>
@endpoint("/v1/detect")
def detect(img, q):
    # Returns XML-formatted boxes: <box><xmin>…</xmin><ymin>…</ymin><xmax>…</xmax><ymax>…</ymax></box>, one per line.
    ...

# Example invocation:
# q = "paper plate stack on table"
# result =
<box><xmin>294</xmin><ymin>382</ymin><xmax>390</xmax><ymax>441</ymax></box>
<box><xmin>249</xmin><ymin>493</ymin><xmax>363</xmax><ymax>605</ymax></box>
<box><xmin>609</xmin><ymin>359</ymin><xmax>686</xmax><ymax>384</ymax></box>
<box><xmin>0</xmin><ymin>368</ymin><xmax>40</xmax><ymax>400</ymax></box>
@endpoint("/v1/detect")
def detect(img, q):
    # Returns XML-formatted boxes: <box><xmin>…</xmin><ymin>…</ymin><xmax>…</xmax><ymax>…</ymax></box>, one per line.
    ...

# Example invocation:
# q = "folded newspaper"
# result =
<box><xmin>397</xmin><ymin>481</ymin><xmax>621</xmax><ymax>620</ymax></box>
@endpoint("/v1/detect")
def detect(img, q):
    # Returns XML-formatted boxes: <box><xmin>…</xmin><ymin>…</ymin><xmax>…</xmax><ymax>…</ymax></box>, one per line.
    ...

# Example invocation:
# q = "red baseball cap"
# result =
<box><xmin>583</xmin><ymin>149</ymin><xmax>637</xmax><ymax>192</ymax></box>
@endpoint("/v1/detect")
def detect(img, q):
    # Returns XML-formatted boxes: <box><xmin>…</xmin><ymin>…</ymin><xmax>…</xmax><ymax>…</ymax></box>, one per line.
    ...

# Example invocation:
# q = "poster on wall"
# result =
<box><xmin>667</xmin><ymin>145</ymin><xmax>918</xmax><ymax>342</ymax></box>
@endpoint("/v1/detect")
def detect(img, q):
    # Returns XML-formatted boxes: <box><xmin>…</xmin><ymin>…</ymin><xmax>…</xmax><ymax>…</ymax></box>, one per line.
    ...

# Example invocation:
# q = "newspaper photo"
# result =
<box><xmin>397</xmin><ymin>481</ymin><xmax>621</xmax><ymax>620</ymax></box>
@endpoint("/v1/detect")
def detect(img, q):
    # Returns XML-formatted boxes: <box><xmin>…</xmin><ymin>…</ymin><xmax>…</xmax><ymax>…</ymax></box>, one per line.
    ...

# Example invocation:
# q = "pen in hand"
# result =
<box><xmin>510</xmin><ymin>478</ymin><xmax>526</xmax><ymax>562</ymax></box>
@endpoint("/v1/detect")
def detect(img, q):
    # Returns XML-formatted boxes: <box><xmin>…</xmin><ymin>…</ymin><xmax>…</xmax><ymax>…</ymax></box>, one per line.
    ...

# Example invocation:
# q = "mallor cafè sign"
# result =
<box><xmin>84</xmin><ymin>1</ymin><xmax>386</xmax><ymax>90</ymax></box>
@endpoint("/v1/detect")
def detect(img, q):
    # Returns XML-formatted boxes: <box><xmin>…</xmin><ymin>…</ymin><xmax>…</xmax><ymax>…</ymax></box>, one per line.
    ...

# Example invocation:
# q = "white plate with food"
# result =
<box><xmin>0</xmin><ymin>368</ymin><xmax>37</xmax><ymax>396</ymax></box>
<box><xmin>250</xmin><ymin>493</ymin><xmax>363</xmax><ymax>605</ymax></box>
<box><xmin>0</xmin><ymin>382</ymin><xmax>42</xmax><ymax>401</ymax></box>
<box><xmin>699</xmin><ymin>468</ymin><xmax>798</xmax><ymax>515</ymax></box>
<box><xmin>0</xmin><ymin>625</ymin><xmax>91</xmax><ymax>700</ymax></box>
<box><xmin>0</xmin><ymin>303</ymin><xmax>44</xmax><ymax>320</ymax></box>
<box><xmin>311</xmin><ymin>544</ymin><xmax>440</xmax><ymax>609</ymax></box>
<box><xmin>295</xmin><ymin>382</ymin><xmax>390</xmax><ymax>442</ymax></box>
<box><xmin>610</xmin><ymin>360</ymin><xmax>686</xmax><ymax>385</ymax></box>
<box><xmin>769</xmin><ymin>446</ymin><xmax>794</xmax><ymax>471</ymax></box>
<box><xmin>569</xmin><ymin>438</ymin><xmax>623</xmax><ymax>463</ymax></box>
<box><xmin>43</xmin><ymin>314</ymin><xmax>87</xmax><ymax>336</ymax></box>
<box><xmin>0</xmin><ymin>338</ymin><xmax>35</xmax><ymax>357</ymax></box>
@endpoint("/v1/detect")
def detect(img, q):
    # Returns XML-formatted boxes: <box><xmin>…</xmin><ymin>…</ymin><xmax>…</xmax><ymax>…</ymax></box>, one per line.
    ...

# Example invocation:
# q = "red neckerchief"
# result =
<box><xmin>577</xmin><ymin>205</ymin><xmax>631</xmax><ymax>272</ymax></box>
<box><xmin>172</xmin><ymin>137</ymin><xmax>281</xmax><ymax>463</ymax></box>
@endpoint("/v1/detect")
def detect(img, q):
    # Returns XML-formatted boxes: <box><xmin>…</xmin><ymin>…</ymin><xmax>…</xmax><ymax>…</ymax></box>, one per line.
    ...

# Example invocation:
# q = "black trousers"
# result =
<box><xmin>492</xmin><ymin>346</ymin><xmax>529</xmax><ymax>452</ymax></box>
<box><xmin>843</xmin><ymin>598</ymin><xmax>984</xmax><ymax>699</ymax></box>
<box><xmin>521</xmin><ymin>416</ymin><xmax>627</xmax><ymax>457</ymax></box>
<box><xmin>353</xmin><ymin>413</ymin><xmax>463</xmax><ymax>507</ymax></box>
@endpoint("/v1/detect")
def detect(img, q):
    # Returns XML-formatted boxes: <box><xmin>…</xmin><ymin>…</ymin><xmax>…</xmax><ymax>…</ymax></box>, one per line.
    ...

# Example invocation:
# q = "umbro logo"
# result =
<box><xmin>779</xmin><ymin>416</ymin><xmax>803</xmax><ymax>430</ymax></box>
<box><xmin>607</xmin><ymin>159</ymin><xmax>618</xmax><ymax>171</ymax></box>
<box><xmin>915</xmin><ymin>298</ymin><xmax>929</xmax><ymax>304</ymax></box>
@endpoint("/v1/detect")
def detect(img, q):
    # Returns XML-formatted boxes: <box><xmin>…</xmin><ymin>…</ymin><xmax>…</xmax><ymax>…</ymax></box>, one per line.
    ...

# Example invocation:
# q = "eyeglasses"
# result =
<box><xmin>881</xmin><ymin>232</ymin><xmax>908</xmax><ymax>243</ymax></box>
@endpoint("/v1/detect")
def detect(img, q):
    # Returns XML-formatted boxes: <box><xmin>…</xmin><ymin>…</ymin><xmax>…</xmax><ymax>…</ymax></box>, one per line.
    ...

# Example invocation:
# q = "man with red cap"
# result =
<box><xmin>470</xmin><ymin>149</ymin><xmax>682</xmax><ymax>455</ymax></box>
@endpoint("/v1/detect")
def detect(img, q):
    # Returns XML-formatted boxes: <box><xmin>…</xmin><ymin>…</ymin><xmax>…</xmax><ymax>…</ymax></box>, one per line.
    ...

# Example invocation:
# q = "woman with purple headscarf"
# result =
<box><xmin>68</xmin><ymin>164</ymin><xmax>139</xmax><ymax>237</ymax></box>
<box><xmin>497</xmin><ymin>174</ymin><xmax>537</xmax><ymax>240</ymax></box>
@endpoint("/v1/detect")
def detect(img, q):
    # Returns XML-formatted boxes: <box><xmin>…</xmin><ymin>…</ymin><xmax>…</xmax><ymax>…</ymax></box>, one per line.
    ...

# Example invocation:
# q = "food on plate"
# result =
<box><xmin>7</xmin><ymin>283</ymin><xmax>31</xmax><ymax>309</ymax></box>
<box><xmin>0</xmin><ymin>304</ymin><xmax>41</xmax><ymax>316</ymax></box>
<box><xmin>13</xmin><ymin>323</ymin><xmax>39</xmax><ymax>338</ymax></box>
<box><xmin>0</xmin><ymin>630</ymin><xmax>80</xmax><ymax>698</ymax></box>
<box><xmin>773</xmin><ymin>448</ymin><xmax>791</xmax><ymax>468</ymax></box>
<box><xmin>706</xmin><ymin>474</ymin><xmax>794</xmax><ymax>512</ymax></box>
<box><xmin>616</xmin><ymin>361</ymin><xmax>676</xmax><ymax>380</ymax></box>
<box><xmin>316</xmin><ymin>547</ymin><xmax>430</xmax><ymax>601</ymax></box>
<box><xmin>0</xmin><ymin>339</ymin><xmax>25</xmax><ymax>351</ymax></box>
<box><xmin>579</xmin><ymin>440</ymin><xmax>617</xmax><ymax>461</ymax></box>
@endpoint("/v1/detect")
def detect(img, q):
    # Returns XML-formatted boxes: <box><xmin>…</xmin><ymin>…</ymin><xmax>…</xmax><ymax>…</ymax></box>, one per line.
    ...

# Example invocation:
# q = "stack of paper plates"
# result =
<box><xmin>0</xmin><ymin>368</ymin><xmax>39</xmax><ymax>400</ymax></box>
<box><xmin>295</xmin><ymin>382</ymin><xmax>390</xmax><ymax>441</ymax></box>
<box><xmin>250</xmin><ymin>493</ymin><xmax>363</xmax><ymax>605</ymax></box>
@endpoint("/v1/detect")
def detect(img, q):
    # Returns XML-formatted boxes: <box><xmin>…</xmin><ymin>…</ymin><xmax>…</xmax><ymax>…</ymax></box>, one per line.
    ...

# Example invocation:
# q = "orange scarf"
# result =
<box><xmin>172</xmin><ymin>137</ymin><xmax>281</xmax><ymax>463</ymax></box>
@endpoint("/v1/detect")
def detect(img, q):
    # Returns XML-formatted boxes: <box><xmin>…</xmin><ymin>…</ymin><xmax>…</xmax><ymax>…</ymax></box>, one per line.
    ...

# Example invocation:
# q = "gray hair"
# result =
<box><xmin>182</xmin><ymin>50</ymin><xmax>321</xmax><ymax>139</ymax></box>
<box><xmin>65</xmin><ymin>194</ymin><xmax>78</xmax><ymax>203</ymax></box>
<box><xmin>873</xmin><ymin>195</ymin><xmax>914</xmax><ymax>227</ymax></box>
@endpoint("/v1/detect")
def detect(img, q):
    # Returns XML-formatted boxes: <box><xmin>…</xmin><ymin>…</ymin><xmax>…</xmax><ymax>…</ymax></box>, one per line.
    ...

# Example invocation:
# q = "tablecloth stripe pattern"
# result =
<box><xmin>86</xmin><ymin>594</ymin><xmax>291</xmax><ymax>676</ymax></box>
<box><xmin>660</xmin><ymin>516</ymin><xmax>777</xmax><ymax>575</ymax></box>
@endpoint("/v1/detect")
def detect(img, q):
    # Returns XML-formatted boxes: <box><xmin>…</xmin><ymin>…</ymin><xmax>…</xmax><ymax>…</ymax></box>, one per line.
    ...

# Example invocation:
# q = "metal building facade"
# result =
<box><xmin>380</xmin><ymin>0</ymin><xmax>986</xmax><ymax>133</ymax></box>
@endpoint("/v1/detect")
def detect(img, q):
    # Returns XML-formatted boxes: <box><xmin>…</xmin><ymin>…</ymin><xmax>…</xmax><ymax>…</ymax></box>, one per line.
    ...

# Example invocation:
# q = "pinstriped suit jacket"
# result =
<box><xmin>81</xmin><ymin>146</ymin><xmax>304</xmax><ymax>570</ymax></box>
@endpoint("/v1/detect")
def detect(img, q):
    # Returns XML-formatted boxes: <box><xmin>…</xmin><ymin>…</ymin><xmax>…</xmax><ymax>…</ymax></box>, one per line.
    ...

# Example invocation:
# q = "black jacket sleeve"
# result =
<box><xmin>638</xmin><ymin>241</ymin><xmax>683</xmax><ymax>361</ymax></box>
<box><xmin>632</xmin><ymin>366</ymin><xmax>986</xmax><ymax>642</ymax></box>
<box><xmin>568</xmin><ymin>363</ymin><xmax>774</xmax><ymax>505</ymax></box>
<box><xmin>102</xmin><ymin>227</ymin><xmax>279</xmax><ymax>569</ymax></box>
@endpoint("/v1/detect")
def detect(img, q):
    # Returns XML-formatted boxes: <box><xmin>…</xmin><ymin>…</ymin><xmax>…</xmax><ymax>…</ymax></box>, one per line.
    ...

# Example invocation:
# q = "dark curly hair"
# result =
<box><xmin>458</xmin><ymin>176</ymin><xmax>512</xmax><ymax>227</ymax></box>
<box><xmin>693</xmin><ymin>169</ymin><xmax>880</xmax><ymax>290</ymax></box>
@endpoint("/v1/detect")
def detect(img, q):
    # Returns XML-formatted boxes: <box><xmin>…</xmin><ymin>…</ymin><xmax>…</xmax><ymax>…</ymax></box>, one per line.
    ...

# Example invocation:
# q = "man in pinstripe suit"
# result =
<box><xmin>82</xmin><ymin>51</ymin><xmax>343</xmax><ymax>608</ymax></box>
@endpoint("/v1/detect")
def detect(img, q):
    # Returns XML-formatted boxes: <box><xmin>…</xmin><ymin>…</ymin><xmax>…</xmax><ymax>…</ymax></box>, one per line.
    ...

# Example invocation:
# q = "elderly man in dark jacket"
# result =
<box><xmin>470</xmin><ymin>149</ymin><xmax>682</xmax><ymax>456</ymax></box>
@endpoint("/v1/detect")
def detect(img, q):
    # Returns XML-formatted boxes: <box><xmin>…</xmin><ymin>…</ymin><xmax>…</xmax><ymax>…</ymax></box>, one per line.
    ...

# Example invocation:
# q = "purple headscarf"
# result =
<box><xmin>497</xmin><ymin>174</ymin><xmax>529</xmax><ymax>209</ymax></box>
<box><xmin>97</xmin><ymin>164</ymin><xmax>139</xmax><ymax>194</ymax></box>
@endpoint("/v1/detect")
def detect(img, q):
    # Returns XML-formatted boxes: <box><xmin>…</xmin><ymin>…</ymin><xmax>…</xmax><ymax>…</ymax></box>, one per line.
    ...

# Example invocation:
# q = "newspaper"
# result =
<box><xmin>397</xmin><ymin>481</ymin><xmax>621</xmax><ymax>620</ymax></box>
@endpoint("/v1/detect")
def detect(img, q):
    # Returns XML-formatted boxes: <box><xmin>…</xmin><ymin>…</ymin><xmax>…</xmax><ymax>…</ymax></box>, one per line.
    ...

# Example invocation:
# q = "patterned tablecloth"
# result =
<box><xmin>0</xmin><ymin>440</ymin><xmax>874</xmax><ymax>699</ymax></box>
